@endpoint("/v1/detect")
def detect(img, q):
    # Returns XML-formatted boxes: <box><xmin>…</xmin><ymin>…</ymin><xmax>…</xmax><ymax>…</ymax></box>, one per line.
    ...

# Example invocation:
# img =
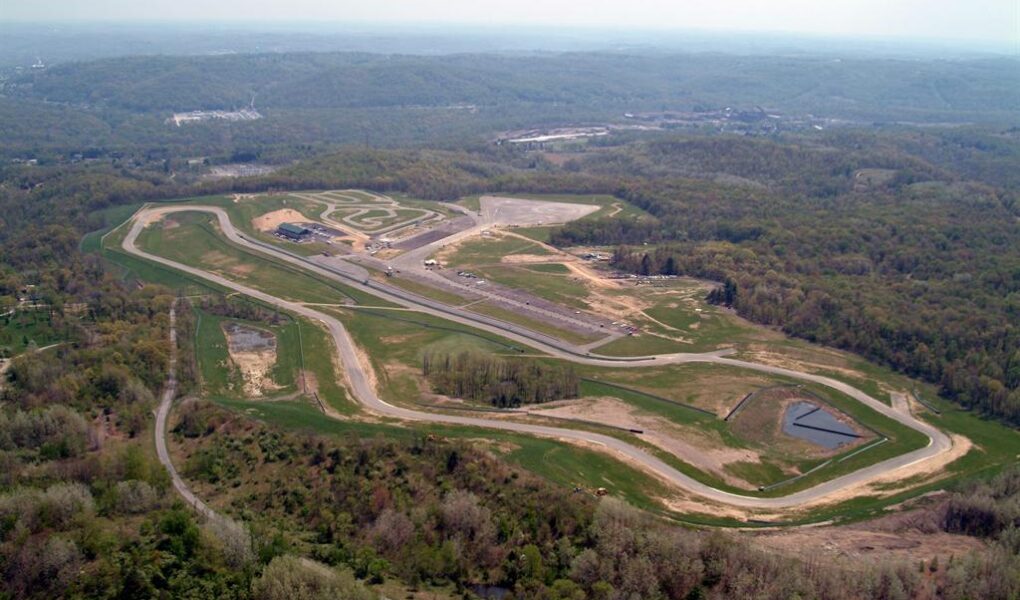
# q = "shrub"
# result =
<box><xmin>253</xmin><ymin>555</ymin><xmax>376</xmax><ymax>600</ymax></box>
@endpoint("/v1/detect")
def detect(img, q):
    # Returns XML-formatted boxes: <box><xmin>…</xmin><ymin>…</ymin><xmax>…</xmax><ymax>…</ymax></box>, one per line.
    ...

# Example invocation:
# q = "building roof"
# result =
<box><xmin>278</xmin><ymin>222</ymin><xmax>310</xmax><ymax>235</ymax></box>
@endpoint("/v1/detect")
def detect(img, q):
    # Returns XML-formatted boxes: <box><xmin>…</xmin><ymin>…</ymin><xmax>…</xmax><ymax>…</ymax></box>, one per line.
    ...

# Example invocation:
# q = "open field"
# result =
<box><xmin>437</xmin><ymin>234</ymin><xmax>552</xmax><ymax>267</ymax></box>
<box><xmin>0</xmin><ymin>311</ymin><xmax>65</xmax><ymax>355</ymax></box>
<box><xmin>195</xmin><ymin>311</ymin><xmax>299</xmax><ymax>399</ymax></box>
<box><xmin>468</xmin><ymin>301</ymin><xmax>604</xmax><ymax>345</ymax></box>
<box><xmin>472</xmin><ymin>264</ymin><xmax>591</xmax><ymax>309</ymax></box>
<box><xmin>463</xmin><ymin>193</ymin><xmax>651</xmax><ymax>221</ymax></box>
<box><xmin>137</xmin><ymin>212</ymin><xmax>354</xmax><ymax>305</ymax></box>
<box><xmin>193</xmin><ymin>307</ymin><xmax>355</xmax><ymax>416</ymax></box>
<box><xmin>132</xmin><ymin>209</ymin><xmax>394</xmax><ymax>306</ymax></box>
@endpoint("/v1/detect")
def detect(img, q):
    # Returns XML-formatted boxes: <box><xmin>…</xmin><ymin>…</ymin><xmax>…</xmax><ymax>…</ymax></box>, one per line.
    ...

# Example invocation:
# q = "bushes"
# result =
<box><xmin>0</xmin><ymin>482</ymin><xmax>94</xmax><ymax>535</ymax></box>
<box><xmin>0</xmin><ymin>405</ymin><xmax>88</xmax><ymax>458</ymax></box>
<box><xmin>112</xmin><ymin>480</ymin><xmax>159</xmax><ymax>515</ymax></box>
<box><xmin>2</xmin><ymin>536</ymin><xmax>83</xmax><ymax>600</ymax></box>
<box><xmin>253</xmin><ymin>555</ymin><xmax>375</xmax><ymax>600</ymax></box>
<box><xmin>943</xmin><ymin>467</ymin><xmax>1020</xmax><ymax>538</ymax></box>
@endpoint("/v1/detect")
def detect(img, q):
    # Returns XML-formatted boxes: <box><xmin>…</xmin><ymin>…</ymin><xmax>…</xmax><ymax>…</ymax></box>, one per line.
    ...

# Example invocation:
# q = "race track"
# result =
<box><xmin>127</xmin><ymin>205</ymin><xmax>953</xmax><ymax>510</ymax></box>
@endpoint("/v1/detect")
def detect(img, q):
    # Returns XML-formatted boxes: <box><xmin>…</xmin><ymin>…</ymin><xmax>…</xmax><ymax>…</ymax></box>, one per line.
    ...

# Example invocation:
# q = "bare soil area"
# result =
<box><xmin>222</xmin><ymin>322</ymin><xmax>279</xmax><ymax>397</ymax></box>
<box><xmin>753</xmin><ymin>496</ymin><xmax>985</xmax><ymax>567</ymax></box>
<box><xmin>529</xmin><ymin>396</ymin><xmax>764</xmax><ymax>489</ymax></box>
<box><xmin>500</xmin><ymin>254</ymin><xmax>568</xmax><ymax>264</ymax></box>
<box><xmin>252</xmin><ymin>209</ymin><xmax>308</xmax><ymax>232</ymax></box>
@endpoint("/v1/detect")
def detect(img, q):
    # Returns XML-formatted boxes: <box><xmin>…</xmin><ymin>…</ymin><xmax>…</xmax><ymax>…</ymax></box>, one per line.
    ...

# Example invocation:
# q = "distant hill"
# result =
<box><xmin>9</xmin><ymin>52</ymin><xmax>1020</xmax><ymax>123</ymax></box>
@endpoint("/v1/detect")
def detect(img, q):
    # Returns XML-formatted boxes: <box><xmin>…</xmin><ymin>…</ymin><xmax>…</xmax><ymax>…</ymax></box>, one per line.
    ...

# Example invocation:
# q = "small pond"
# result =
<box><xmin>781</xmin><ymin>401</ymin><xmax>861</xmax><ymax>449</ymax></box>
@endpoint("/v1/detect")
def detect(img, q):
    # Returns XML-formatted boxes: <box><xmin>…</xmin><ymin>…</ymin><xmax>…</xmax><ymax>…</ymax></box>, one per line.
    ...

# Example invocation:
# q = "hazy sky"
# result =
<box><xmin>3</xmin><ymin>0</ymin><xmax>1017</xmax><ymax>44</ymax></box>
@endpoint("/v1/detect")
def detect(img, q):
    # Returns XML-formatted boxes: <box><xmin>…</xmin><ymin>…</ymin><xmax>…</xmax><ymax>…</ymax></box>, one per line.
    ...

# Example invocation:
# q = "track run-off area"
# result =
<box><xmin>125</xmin><ymin>204</ymin><xmax>955</xmax><ymax>511</ymax></box>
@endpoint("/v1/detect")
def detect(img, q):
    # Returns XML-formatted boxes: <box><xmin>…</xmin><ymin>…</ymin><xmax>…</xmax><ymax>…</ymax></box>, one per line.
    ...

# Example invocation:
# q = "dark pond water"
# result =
<box><xmin>782</xmin><ymin>401</ymin><xmax>860</xmax><ymax>449</ymax></box>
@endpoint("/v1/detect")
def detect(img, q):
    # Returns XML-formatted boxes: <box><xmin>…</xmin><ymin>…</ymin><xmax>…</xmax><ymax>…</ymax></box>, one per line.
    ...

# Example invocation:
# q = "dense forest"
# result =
<box><xmin>550</xmin><ymin>133</ymin><xmax>1020</xmax><ymax>425</ymax></box>
<box><xmin>423</xmin><ymin>351</ymin><xmax>579</xmax><ymax>407</ymax></box>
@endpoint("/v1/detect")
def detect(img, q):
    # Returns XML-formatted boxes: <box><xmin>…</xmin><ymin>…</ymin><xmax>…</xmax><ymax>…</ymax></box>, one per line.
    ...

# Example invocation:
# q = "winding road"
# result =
<box><xmin>155</xmin><ymin>303</ymin><xmax>217</xmax><ymax>520</ymax></box>
<box><xmin>131</xmin><ymin>205</ymin><xmax>953</xmax><ymax>510</ymax></box>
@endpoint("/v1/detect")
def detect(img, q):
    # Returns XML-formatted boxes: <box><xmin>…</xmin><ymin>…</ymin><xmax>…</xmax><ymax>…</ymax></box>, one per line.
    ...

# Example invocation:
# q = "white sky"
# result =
<box><xmin>3</xmin><ymin>0</ymin><xmax>1017</xmax><ymax>44</ymax></box>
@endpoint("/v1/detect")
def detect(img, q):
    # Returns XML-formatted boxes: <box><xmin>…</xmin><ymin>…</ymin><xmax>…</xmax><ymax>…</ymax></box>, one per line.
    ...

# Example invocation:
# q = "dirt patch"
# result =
<box><xmin>379</xmin><ymin>334</ymin><xmax>418</xmax><ymax>345</ymax></box>
<box><xmin>91</xmin><ymin>411</ymin><xmax>127</xmax><ymax>449</ymax></box>
<box><xmin>227</xmin><ymin>263</ymin><xmax>255</xmax><ymax>277</ymax></box>
<box><xmin>351</xmin><ymin>339</ymin><xmax>380</xmax><ymax>395</ymax></box>
<box><xmin>201</xmin><ymin>250</ymin><xmax>234</xmax><ymax>268</ymax></box>
<box><xmin>162</xmin><ymin>218</ymin><xmax>180</xmax><ymax>229</ymax></box>
<box><xmin>529</xmin><ymin>396</ymin><xmax>764</xmax><ymax>489</ymax></box>
<box><xmin>753</xmin><ymin>497</ymin><xmax>985</xmax><ymax>567</ymax></box>
<box><xmin>662</xmin><ymin>496</ymin><xmax>760</xmax><ymax>522</ymax></box>
<box><xmin>252</xmin><ymin>209</ymin><xmax>308</xmax><ymax>232</ymax></box>
<box><xmin>222</xmin><ymin>322</ymin><xmax>279</xmax><ymax>398</ymax></box>
<box><xmin>500</xmin><ymin>254</ymin><xmax>567</xmax><ymax>265</ymax></box>
<box><xmin>736</xmin><ymin>342</ymin><xmax>893</xmax><ymax>393</ymax></box>
<box><xmin>891</xmin><ymin>392</ymin><xmax>910</xmax><ymax>414</ymax></box>
<box><xmin>298</xmin><ymin>369</ymin><xmax>317</xmax><ymax>396</ymax></box>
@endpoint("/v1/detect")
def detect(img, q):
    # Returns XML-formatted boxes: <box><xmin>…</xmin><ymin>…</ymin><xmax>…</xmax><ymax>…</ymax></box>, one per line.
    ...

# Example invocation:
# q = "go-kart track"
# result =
<box><xmin>125</xmin><ymin>203</ymin><xmax>954</xmax><ymax>511</ymax></box>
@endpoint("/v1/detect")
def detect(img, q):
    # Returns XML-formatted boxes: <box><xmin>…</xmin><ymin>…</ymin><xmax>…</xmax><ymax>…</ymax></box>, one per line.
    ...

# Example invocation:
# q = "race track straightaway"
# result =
<box><xmin>127</xmin><ymin>205</ymin><xmax>953</xmax><ymax>510</ymax></box>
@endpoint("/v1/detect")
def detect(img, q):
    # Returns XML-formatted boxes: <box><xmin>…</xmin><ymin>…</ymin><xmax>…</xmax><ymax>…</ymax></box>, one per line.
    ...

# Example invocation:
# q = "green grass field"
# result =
<box><xmin>140</xmin><ymin>213</ymin><xmax>349</xmax><ymax>303</ymax></box>
<box><xmin>321</xmin><ymin>305</ymin><xmax>526</xmax><ymax>405</ymax></box>
<box><xmin>135</xmin><ymin>211</ymin><xmax>360</xmax><ymax>305</ymax></box>
<box><xmin>473</xmin><ymin>264</ymin><xmax>590</xmax><ymax>309</ymax></box>
<box><xmin>193</xmin><ymin>307</ymin><xmax>356</xmax><ymax>415</ymax></box>
<box><xmin>193</xmin><ymin>310</ymin><xmax>300</xmax><ymax>398</ymax></box>
<box><xmin>522</xmin><ymin>263</ymin><xmax>571</xmax><ymax>274</ymax></box>
<box><xmin>0</xmin><ymin>312</ymin><xmax>66</xmax><ymax>356</ymax></box>
<box><xmin>382</xmin><ymin>275</ymin><xmax>472</xmax><ymax>306</ymax></box>
<box><xmin>441</xmin><ymin>236</ymin><xmax>551</xmax><ymax>267</ymax></box>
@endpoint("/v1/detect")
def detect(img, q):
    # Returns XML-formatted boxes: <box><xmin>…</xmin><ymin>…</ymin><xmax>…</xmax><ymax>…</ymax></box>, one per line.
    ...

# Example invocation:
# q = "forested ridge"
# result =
<box><xmin>11</xmin><ymin>52</ymin><xmax>1018</xmax><ymax>120</ymax></box>
<box><xmin>3</xmin><ymin>51</ymin><xmax>1018</xmax><ymax>164</ymax></box>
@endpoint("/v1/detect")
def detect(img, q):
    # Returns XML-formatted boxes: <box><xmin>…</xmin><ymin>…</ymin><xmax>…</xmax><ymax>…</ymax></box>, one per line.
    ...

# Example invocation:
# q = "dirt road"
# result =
<box><xmin>154</xmin><ymin>303</ymin><xmax>218</xmax><ymax>521</ymax></box>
